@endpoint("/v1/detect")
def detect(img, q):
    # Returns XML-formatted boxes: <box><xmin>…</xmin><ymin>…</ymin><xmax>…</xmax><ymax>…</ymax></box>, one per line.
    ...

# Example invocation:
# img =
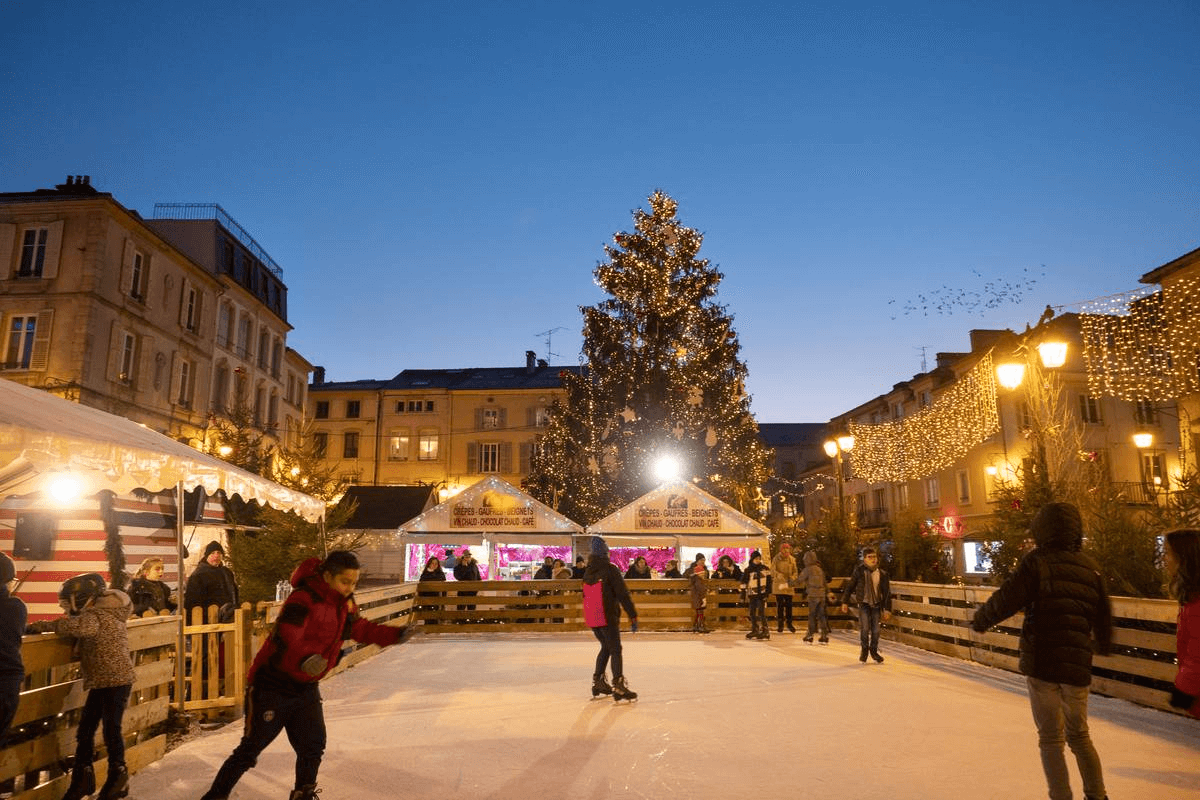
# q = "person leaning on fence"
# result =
<box><xmin>798</xmin><ymin>550</ymin><xmax>832</xmax><ymax>644</ymax></box>
<box><xmin>771</xmin><ymin>543</ymin><xmax>799</xmax><ymax>633</ymax></box>
<box><xmin>0</xmin><ymin>553</ymin><xmax>26</xmax><ymax>740</ymax></box>
<box><xmin>28</xmin><ymin>573</ymin><xmax>135</xmax><ymax>800</ymax></box>
<box><xmin>740</xmin><ymin>550</ymin><xmax>772</xmax><ymax>640</ymax></box>
<box><xmin>971</xmin><ymin>502</ymin><xmax>1113</xmax><ymax>800</ymax></box>
<box><xmin>840</xmin><ymin>548</ymin><xmax>892</xmax><ymax>663</ymax></box>
<box><xmin>712</xmin><ymin>554</ymin><xmax>742</xmax><ymax>581</ymax></box>
<box><xmin>624</xmin><ymin>556</ymin><xmax>653</xmax><ymax>580</ymax></box>
<box><xmin>581</xmin><ymin>536</ymin><xmax>638</xmax><ymax>701</ymax></box>
<box><xmin>688</xmin><ymin>560</ymin><xmax>711</xmax><ymax>633</ymax></box>
<box><xmin>1163</xmin><ymin>528</ymin><xmax>1200</xmax><ymax>718</ymax></box>
<box><xmin>185</xmin><ymin>540</ymin><xmax>238</xmax><ymax>622</ymax></box>
<box><xmin>129</xmin><ymin>556</ymin><xmax>177</xmax><ymax>617</ymax></box>
<box><xmin>418</xmin><ymin>556</ymin><xmax>446</xmax><ymax>625</ymax></box>
<box><xmin>200</xmin><ymin>551</ymin><xmax>414</xmax><ymax>800</ymax></box>
<box><xmin>452</xmin><ymin>549</ymin><xmax>482</xmax><ymax>621</ymax></box>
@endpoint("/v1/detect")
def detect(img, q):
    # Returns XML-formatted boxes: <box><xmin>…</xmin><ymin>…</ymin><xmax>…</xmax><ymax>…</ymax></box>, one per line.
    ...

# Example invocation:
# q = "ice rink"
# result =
<box><xmin>131</xmin><ymin>630</ymin><xmax>1200</xmax><ymax>799</ymax></box>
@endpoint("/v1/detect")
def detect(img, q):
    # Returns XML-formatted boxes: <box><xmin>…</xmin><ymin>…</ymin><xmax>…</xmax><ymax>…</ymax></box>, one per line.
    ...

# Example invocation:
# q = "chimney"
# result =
<box><xmin>312</xmin><ymin>366</ymin><xmax>326</xmax><ymax>385</ymax></box>
<box><xmin>525</xmin><ymin>350</ymin><xmax>537</xmax><ymax>374</ymax></box>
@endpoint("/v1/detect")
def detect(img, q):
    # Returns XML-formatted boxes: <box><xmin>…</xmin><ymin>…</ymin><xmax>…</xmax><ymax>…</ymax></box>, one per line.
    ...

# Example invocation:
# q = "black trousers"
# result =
<box><xmin>775</xmin><ymin>594</ymin><xmax>793</xmax><ymax>627</ymax></box>
<box><xmin>75</xmin><ymin>684</ymin><xmax>132</xmax><ymax>769</ymax></box>
<box><xmin>591</xmin><ymin>621</ymin><xmax>624</xmax><ymax>679</ymax></box>
<box><xmin>203</xmin><ymin>682</ymin><xmax>326</xmax><ymax>797</ymax></box>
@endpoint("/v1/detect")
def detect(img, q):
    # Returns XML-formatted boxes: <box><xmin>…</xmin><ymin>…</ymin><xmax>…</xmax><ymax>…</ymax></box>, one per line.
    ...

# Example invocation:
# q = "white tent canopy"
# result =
<box><xmin>586</xmin><ymin>480</ymin><xmax>770</xmax><ymax>549</ymax></box>
<box><xmin>0</xmin><ymin>378</ymin><xmax>324</xmax><ymax>521</ymax></box>
<box><xmin>397</xmin><ymin>475</ymin><xmax>583</xmax><ymax>546</ymax></box>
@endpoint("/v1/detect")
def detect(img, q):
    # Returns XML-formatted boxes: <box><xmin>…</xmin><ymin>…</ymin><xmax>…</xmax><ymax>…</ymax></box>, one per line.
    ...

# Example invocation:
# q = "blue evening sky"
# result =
<box><xmin>3</xmin><ymin>1</ymin><xmax>1198</xmax><ymax>422</ymax></box>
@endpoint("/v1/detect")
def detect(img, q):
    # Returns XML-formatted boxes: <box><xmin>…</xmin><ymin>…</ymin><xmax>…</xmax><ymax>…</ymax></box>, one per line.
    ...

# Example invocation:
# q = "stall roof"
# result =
<box><xmin>342</xmin><ymin>485</ymin><xmax>436</xmax><ymax>530</ymax></box>
<box><xmin>0</xmin><ymin>378</ymin><xmax>325</xmax><ymax>521</ymax></box>
<box><xmin>397</xmin><ymin>475</ymin><xmax>582</xmax><ymax>545</ymax></box>
<box><xmin>586</xmin><ymin>480</ymin><xmax>770</xmax><ymax>548</ymax></box>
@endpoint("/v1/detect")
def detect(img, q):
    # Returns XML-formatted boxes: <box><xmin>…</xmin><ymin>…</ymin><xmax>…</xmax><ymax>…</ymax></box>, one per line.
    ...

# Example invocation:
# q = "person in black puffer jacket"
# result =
<box><xmin>972</xmin><ymin>502</ymin><xmax>1113</xmax><ymax>800</ymax></box>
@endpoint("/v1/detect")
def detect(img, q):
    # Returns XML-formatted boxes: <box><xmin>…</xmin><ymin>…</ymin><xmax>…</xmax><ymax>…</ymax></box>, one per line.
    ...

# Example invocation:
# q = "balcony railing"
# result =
<box><xmin>857</xmin><ymin>508</ymin><xmax>890</xmax><ymax>528</ymax></box>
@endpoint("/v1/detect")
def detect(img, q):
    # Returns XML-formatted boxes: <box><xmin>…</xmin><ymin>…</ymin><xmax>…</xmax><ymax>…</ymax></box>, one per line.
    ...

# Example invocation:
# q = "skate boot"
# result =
<box><xmin>612</xmin><ymin>676</ymin><xmax>638</xmax><ymax>702</ymax></box>
<box><xmin>859</xmin><ymin>646</ymin><xmax>869</xmax><ymax>663</ymax></box>
<box><xmin>695</xmin><ymin>613</ymin><xmax>711</xmax><ymax>634</ymax></box>
<box><xmin>745</xmin><ymin>624</ymin><xmax>758</xmax><ymax>640</ymax></box>
<box><xmin>802</xmin><ymin>633</ymin><xmax>814</xmax><ymax>643</ymax></box>
<box><xmin>787</xmin><ymin>623</ymin><xmax>796</xmax><ymax>633</ymax></box>
<box><xmin>592</xmin><ymin>672</ymin><xmax>613</xmax><ymax>697</ymax></box>
<box><xmin>289</xmin><ymin>785</ymin><xmax>321</xmax><ymax>800</ymax></box>
<box><xmin>870</xmin><ymin>650</ymin><xmax>884</xmax><ymax>663</ymax></box>
<box><xmin>97</xmin><ymin>763</ymin><xmax>129</xmax><ymax>800</ymax></box>
<box><xmin>818</xmin><ymin>634</ymin><xmax>829</xmax><ymax>645</ymax></box>
<box><xmin>61</xmin><ymin>764</ymin><xmax>95</xmax><ymax>800</ymax></box>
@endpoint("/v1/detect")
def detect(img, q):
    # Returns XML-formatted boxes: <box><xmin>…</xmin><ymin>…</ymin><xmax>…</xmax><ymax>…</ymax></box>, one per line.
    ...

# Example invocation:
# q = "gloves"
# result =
<box><xmin>1169</xmin><ymin>686</ymin><xmax>1196</xmax><ymax>710</ymax></box>
<box><xmin>25</xmin><ymin>620</ymin><xmax>56</xmax><ymax>634</ymax></box>
<box><xmin>630</xmin><ymin>618</ymin><xmax>638</xmax><ymax>633</ymax></box>
<box><xmin>299</xmin><ymin>654</ymin><xmax>328</xmax><ymax>677</ymax></box>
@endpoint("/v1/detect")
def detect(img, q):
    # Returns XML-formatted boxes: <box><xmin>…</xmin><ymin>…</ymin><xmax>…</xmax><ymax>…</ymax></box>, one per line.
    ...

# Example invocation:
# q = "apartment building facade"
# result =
<box><xmin>308</xmin><ymin>352</ymin><xmax>582</xmax><ymax>494</ymax></box>
<box><xmin>0</xmin><ymin>176</ymin><xmax>307</xmax><ymax>449</ymax></box>
<box><xmin>803</xmin><ymin>314</ymin><xmax>1181</xmax><ymax>578</ymax></box>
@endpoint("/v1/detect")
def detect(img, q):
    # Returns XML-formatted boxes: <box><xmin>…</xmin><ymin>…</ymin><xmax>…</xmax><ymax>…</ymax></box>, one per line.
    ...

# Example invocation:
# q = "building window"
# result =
<box><xmin>918</xmin><ymin>391</ymin><xmax>931</xmax><ymax>408</ymax></box>
<box><xmin>483</xmin><ymin>408</ymin><xmax>499</xmax><ymax>429</ymax></box>
<box><xmin>1134</xmin><ymin>399</ymin><xmax>1158</xmax><ymax>426</ymax></box>
<box><xmin>894</xmin><ymin>483</ymin><xmax>909</xmax><ymax>510</ymax></box>
<box><xmin>389</xmin><ymin>433</ymin><xmax>410</xmax><ymax>461</ymax></box>
<box><xmin>177</xmin><ymin>359</ymin><xmax>193</xmax><ymax>408</ymax></box>
<box><xmin>212</xmin><ymin>364</ymin><xmax>229</xmax><ymax>413</ymax></box>
<box><xmin>956</xmin><ymin>469</ymin><xmax>970</xmax><ymax>503</ymax></box>
<box><xmin>258</xmin><ymin>329</ymin><xmax>270</xmax><ymax>370</ymax></box>
<box><xmin>254</xmin><ymin>386</ymin><xmax>266</xmax><ymax>427</ymax></box>
<box><xmin>17</xmin><ymin>228</ymin><xmax>48</xmax><ymax>277</ymax></box>
<box><xmin>1078</xmin><ymin>395</ymin><xmax>1102</xmax><ymax>424</ymax></box>
<box><xmin>271</xmin><ymin>340</ymin><xmax>282</xmax><ymax>378</ymax></box>
<box><xmin>346</xmin><ymin>400</ymin><xmax>361</xmax><ymax>419</ymax></box>
<box><xmin>183</xmin><ymin>285</ymin><xmax>199</xmax><ymax>333</ymax></box>
<box><xmin>892</xmin><ymin>401</ymin><xmax>904</xmax><ymax>419</ymax></box>
<box><xmin>237</xmin><ymin>315</ymin><xmax>252</xmax><ymax>360</ymax></box>
<box><xmin>129</xmin><ymin>251</ymin><xmax>146</xmax><ymax>300</ymax></box>
<box><xmin>535</xmin><ymin>407</ymin><xmax>550</xmax><ymax>427</ymax></box>
<box><xmin>401</xmin><ymin>399</ymin><xmax>435</xmax><ymax>413</ymax></box>
<box><xmin>343</xmin><ymin>432</ymin><xmax>359</xmax><ymax>459</ymax></box>
<box><xmin>479</xmin><ymin>442</ymin><xmax>499</xmax><ymax>473</ymax></box>
<box><xmin>4</xmin><ymin>315</ymin><xmax>37</xmax><ymax>370</ymax></box>
<box><xmin>1142</xmin><ymin>452</ymin><xmax>1166</xmax><ymax>490</ymax></box>
<box><xmin>217</xmin><ymin>302</ymin><xmax>232</xmax><ymax>348</ymax></box>
<box><xmin>314</xmin><ymin>401</ymin><xmax>329</xmax><ymax>419</ymax></box>
<box><xmin>118</xmin><ymin>332</ymin><xmax>137</xmax><ymax>384</ymax></box>
<box><xmin>418</xmin><ymin>432</ymin><xmax>439</xmax><ymax>460</ymax></box>
<box><xmin>871</xmin><ymin>487</ymin><xmax>886</xmax><ymax>511</ymax></box>
<box><xmin>313</xmin><ymin>432</ymin><xmax>328</xmax><ymax>458</ymax></box>
<box><xmin>924</xmin><ymin>477</ymin><xmax>940</xmax><ymax>507</ymax></box>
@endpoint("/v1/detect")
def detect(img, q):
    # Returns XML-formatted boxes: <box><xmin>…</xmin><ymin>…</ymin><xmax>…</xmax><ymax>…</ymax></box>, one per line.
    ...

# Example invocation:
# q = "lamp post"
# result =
<box><xmin>823</xmin><ymin>435</ymin><xmax>855</xmax><ymax>527</ymax></box>
<box><xmin>994</xmin><ymin>334</ymin><xmax>1069</xmax><ymax>503</ymax></box>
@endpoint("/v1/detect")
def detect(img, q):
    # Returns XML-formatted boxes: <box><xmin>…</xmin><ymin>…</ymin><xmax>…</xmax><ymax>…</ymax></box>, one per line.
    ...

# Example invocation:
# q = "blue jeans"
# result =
<box><xmin>75</xmin><ymin>684</ymin><xmax>132</xmax><ymax>769</ymax></box>
<box><xmin>857</xmin><ymin>605</ymin><xmax>882</xmax><ymax>654</ymax></box>
<box><xmin>592</xmin><ymin>621</ymin><xmax>624</xmax><ymax>679</ymax></box>
<box><xmin>1026</xmin><ymin>676</ymin><xmax>1106</xmax><ymax>800</ymax></box>
<box><xmin>807</xmin><ymin>598</ymin><xmax>829</xmax><ymax>637</ymax></box>
<box><xmin>204</xmin><ymin>682</ymin><xmax>327</xmax><ymax>797</ymax></box>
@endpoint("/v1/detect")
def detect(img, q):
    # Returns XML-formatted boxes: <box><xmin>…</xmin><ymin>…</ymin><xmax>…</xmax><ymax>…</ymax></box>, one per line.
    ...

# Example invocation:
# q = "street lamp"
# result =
<box><xmin>993</xmin><ymin>336</ymin><xmax>1069</xmax><ymax>503</ymax></box>
<box><xmin>823</xmin><ymin>435</ymin><xmax>854</xmax><ymax>525</ymax></box>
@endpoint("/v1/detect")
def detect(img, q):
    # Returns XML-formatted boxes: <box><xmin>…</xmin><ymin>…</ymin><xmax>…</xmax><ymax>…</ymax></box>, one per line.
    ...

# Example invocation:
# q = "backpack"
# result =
<box><xmin>582</xmin><ymin>579</ymin><xmax>607</xmax><ymax>627</ymax></box>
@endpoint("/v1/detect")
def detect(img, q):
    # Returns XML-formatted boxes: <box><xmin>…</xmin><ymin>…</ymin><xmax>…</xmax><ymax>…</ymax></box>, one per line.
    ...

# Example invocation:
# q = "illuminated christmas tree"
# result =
<box><xmin>526</xmin><ymin>191</ymin><xmax>772</xmax><ymax>524</ymax></box>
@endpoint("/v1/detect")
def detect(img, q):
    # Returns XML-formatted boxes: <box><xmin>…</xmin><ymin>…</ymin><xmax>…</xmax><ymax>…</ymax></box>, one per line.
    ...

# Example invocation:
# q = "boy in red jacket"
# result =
<box><xmin>201</xmin><ymin>551</ymin><xmax>411</xmax><ymax>800</ymax></box>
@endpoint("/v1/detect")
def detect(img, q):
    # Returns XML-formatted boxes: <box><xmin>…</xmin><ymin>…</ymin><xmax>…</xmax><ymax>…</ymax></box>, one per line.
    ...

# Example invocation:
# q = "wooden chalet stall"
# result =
<box><xmin>0</xmin><ymin>378</ymin><xmax>325</xmax><ymax>795</ymax></box>
<box><xmin>399</xmin><ymin>476</ymin><xmax>585</xmax><ymax>630</ymax></box>
<box><xmin>586</xmin><ymin>481</ymin><xmax>772</xmax><ymax>631</ymax></box>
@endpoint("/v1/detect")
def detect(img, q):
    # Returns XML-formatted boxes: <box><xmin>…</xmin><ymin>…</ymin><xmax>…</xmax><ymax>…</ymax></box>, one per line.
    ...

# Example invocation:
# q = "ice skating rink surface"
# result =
<box><xmin>131</xmin><ymin>631</ymin><xmax>1200</xmax><ymax>799</ymax></box>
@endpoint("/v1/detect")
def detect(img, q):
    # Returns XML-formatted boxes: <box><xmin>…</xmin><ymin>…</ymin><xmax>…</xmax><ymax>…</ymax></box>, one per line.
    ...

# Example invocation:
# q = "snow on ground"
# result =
<box><xmin>132</xmin><ymin>630</ymin><xmax>1200</xmax><ymax>800</ymax></box>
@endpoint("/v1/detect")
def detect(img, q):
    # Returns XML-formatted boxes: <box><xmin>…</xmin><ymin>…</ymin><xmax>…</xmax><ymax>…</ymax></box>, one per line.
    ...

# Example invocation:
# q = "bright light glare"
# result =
<box><xmin>218</xmin><ymin>445</ymin><xmax>233</xmax><ymax>457</ymax></box>
<box><xmin>654</xmin><ymin>456</ymin><xmax>680</xmax><ymax>482</ymax></box>
<box><xmin>48</xmin><ymin>474</ymin><xmax>83</xmax><ymax>505</ymax></box>
<box><xmin>1132</xmin><ymin>432</ymin><xmax>1154</xmax><ymax>448</ymax></box>
<box><xmin>995</xmin><ymin>362</ymin><xmax>1026</xmax><ymax>390</ymax></box>
<box><xmin>1037</xmin><ymin>341</ymin><xmax>1068</xmax><ymax>369</ymax></box>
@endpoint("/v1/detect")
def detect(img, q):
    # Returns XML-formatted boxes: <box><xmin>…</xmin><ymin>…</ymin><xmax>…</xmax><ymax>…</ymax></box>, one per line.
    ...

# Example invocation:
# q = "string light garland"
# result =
<box><xmin>1081</xmin><ymin>280</ymin><xmax>1200</xmax><ymax>401</ymax></box>
<box><xmin>847</xmin><ymin>354</ymin><xmax>999</xmax><ymax>483</ymax></box>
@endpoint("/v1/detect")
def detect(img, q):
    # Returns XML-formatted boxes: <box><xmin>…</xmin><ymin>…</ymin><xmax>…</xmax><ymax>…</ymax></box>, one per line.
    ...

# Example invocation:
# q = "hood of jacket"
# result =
<box><xmin>288</xmin><ymin>557</ymin><xmax>345</xmax><ymax>604</ymax></box>
<box><xmin>803</xmin><ymin>550</ymin><xmax>818</xmax><ymax>566</ymax></box>
<box><xmin>583</xmin><ymin>554</ymin><xmax>612</xmax><ymax>584</ymax></box>
<box><xmin>1031</xmin><ymin>502</ymin><xmax>1083</xmax><ymax>552</ymax></box>
<box><xmin>92</xmin><ymin>589</ymin><xmax>131</xmax><ymax>618</ymax></box>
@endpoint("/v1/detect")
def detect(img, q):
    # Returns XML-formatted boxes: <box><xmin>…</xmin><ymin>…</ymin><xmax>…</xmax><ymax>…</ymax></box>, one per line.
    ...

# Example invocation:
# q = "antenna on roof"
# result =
<box><xmin>536</xmin><ymin>327</ymin><xmax>566</xmax><ymax>361</ymax></box>
<box><xmin>915</xmin><ymin>346</ymin><xmax>928</xmax><ymax>373</ymax></box>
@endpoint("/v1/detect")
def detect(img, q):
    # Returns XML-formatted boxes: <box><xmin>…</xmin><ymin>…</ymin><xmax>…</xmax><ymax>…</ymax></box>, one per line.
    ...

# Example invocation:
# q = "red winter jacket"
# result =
<box><xmin>1176</xmin><ymin>595</ymin><xmax>1200</xmax><ymax>718</ymax></box>
<box><xmin>248</xmin><ymin>558</ymin><xmax>402</xmax><ymax>688</ymax></box>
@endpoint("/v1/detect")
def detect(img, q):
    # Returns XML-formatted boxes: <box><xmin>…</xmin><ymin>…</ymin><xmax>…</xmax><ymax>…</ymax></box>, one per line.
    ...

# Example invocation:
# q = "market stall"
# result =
<box><xmin>585</xmin><ymin>480</ymin><xmax>771</xmax><ymax>573</ymax></box>
<box><xmin>397</xmin><ymin>475</ymin><xmax>584</xmax><ymax>580</ymax></box>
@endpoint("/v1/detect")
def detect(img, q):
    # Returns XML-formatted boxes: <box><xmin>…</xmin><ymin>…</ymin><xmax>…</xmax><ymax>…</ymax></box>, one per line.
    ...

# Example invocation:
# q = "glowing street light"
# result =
<box><xmin>47</xmin><ymin>473</ymin><xmax>83</xmax><ymax>505</ymax></box>
<box><xmin>995</xmin><ymin>362</ymin><xmax>1026</xmax><ymax>390</ymax></box>
<box><xmin>653</xmin><ymin>455</ymin><xmax>681</xmax><ymax>482</ymax></box>
<box><xmin>823</xmin><ymin>435</ymin><xmax>855</xmax><ymax>525</ymax></box>
<box><xmin>1036</xmin><ymin>340</ymin><xmax>1068</xmax><ymax>369</ymax></box>
<box><xmin>1132</xmin><ymin>431</ymin><xmax>1154</xmax><ymax>449</ymax></box>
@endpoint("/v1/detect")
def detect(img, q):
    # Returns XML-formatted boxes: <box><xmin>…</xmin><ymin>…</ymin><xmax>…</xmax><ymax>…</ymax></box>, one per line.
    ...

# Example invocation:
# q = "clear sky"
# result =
<box><xmin>4</xmin><ymin>1</ymin><xmax>1198</xmax><ymax>422</ymax></box>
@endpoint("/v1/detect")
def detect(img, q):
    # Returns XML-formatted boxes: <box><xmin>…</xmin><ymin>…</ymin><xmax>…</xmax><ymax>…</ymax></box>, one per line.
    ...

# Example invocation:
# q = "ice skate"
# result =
<box><xmin>859</xmin><ymin>647</ymin><xmax>869</xmax><ymax>663</ymax></box>
<box><xmin>818</xmin><ymin>635</ymin><xmax>829</xmax><ymax>645</ymax></box>
<box><xmin>592</xmin><ymin>672</ymin><xmax>613</xmax><ymax>697</ymax></box>
<box><xmin>787</xmin><ymin>623</ymin><xmax>796</xmax><ymax>633</ymax></box>
<box><xmin>871</xmin><ymin>650</ymin><xmax>884</xmax><ymax>663</ymax></box>
<box><xmin>289</xmin><ymin>785</ymin><xmax>321</xmax><ymax>800</ymax></box>
<box><xmin>802</xmin><ymin>634</ymin><xmax>814</xmax><ymax>643</ymax></box>
<box><xmin>96</xmin><ymin>763</ymin><xmax>129</xmax><ymax>800</ymax></box>
<box><xmin>756</xmin><ymin>629</ymin><xmax>770</xmax><ymax>640</ymax></box>
<box><xmin>60</xmin><ymin>764</ymin><xmax>95</xmax><ymax>800</ymax></box>
<box><xmin>745</xmin><ymin>623</ymin><xmax>759</xmax><ymax>640</ymax></box>
<box><xmin>612</xmin><ymin>676</ymin><xmax>638</xmax><ymax>702</ymax></box>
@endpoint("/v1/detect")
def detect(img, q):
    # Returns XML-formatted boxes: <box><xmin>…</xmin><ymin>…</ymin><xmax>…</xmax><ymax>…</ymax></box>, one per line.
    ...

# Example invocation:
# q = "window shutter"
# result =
<box><xmin>526</xmin><ymin>407</ymin><xmax>536</xmax><ymax>428</ymax></box>
<box><xmin>170</xmin><ymin>352</ymin><xmax>182</xmax><ymax>404</ymax></box>
<box><xmin>179</xmin><ymin>279</ymin><xmax>190</xmax><ymax>327</ymax></box>
<box><xmin>499</xmin><ymin>442</ymin><xmax>512</xmax><ymax>473</ymax></box>
<box><xmin>121</xmin><ymin>239</ymin><xmax>135</xmax><ymax>295</ymax></box>
<box><xmin>40</xmin><ymin>220</ymin><xmax>64</xmax><ymax>279</ymax></box>
<box><xmin>28</xmin><ymin>310</ymin><xmax>53</xmax><ymax>371</ymax></box>
<box><xmin>474</xmin><ymin>408</ymin><xmax>484</xmax><ymax>430</ymax></box>
<box><xmin>498</xmin><ymin>408</ymin><xmax>507</xmax><ymax>428</ymax></box>
<box><xmin>0</xmin><ymin>224</ymin><xmax>14</xmax><ymax>277</ymax></box>
<box><xmin>520</xmin><ymin>442</ymin><xmax>532</xmax><ymax>474</ymax></box>
<box><xmin>141</xmin><ymin>253</ymin><xmax>153</xmax><ymax>307</ymax></box>
<box><xmin>107</xmin><ymin>321</ymin><xmax>123</xmax><ymax>381</ymax></box>
<box><xmin>467</xmin><ymin>441</ymin><xmax>478</xmax><ymax>473</ymax></box>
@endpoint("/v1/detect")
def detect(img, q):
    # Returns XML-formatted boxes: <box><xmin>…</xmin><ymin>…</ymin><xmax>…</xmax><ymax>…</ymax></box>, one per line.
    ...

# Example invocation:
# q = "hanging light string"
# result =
<box><xmin>847</xmin><ymin>354</ymin><xmax>1000</xmax><ymax>483</ymax></box>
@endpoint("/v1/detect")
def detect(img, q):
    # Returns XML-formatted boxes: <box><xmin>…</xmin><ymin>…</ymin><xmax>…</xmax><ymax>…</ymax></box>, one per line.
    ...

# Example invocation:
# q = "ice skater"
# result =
<box><xmin>971</xmin><ymin>502</ymin><xmax>1112</xmax><ymax>800</ymax></box>
<box><xmin>798</xmin><ymin>550</ymin><xmax>831</xmax><ymax>644</ymax></box>
<box><xmin>200</xmin><ymin>551</ymin><xmax>412</xmax><ymax>800</ymax></box>
<box><xmin>740</xmin><ymin>550</ymin><xmax>772</xmax><ymax>639</ymax></box>
<box><xmin>581</xmin><ymin>536</ymin><xmax>638</xmax><ymax>702</ymax></box>
<box><xmin>840</xmin><ymin>547</ymin><xmax>892</xmax><ymax>663</ymax></box>
<box><xmin>1164</xmin><ymin>528</ymin><xmax>1200</xmax><ymax>717</ymax></box>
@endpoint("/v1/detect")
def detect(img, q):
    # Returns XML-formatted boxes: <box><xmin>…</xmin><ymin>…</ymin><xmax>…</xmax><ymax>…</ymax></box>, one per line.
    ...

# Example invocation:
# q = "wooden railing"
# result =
<box><xmin>3</xmin><ymin>616</ymin><xmax>175</xmax><ymax>800</ymax></box>
<box><xmin>884</xmin><ymin>581</ymin><xmax>1184</xmax><ymax>714</ymax></box>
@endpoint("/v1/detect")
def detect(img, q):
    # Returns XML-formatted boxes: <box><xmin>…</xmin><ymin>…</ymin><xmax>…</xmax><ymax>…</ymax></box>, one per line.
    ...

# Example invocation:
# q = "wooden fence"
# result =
<box><xmin>884</xmin><ymin>580</ymin><xmax>1184</xmax><ymax>714</ymax></box>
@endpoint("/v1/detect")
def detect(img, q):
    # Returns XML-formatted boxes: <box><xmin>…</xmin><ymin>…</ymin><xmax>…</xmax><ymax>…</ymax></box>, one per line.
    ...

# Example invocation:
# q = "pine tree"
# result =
<box><xmin>527</xmin><ymin>191</ymin><xmax>772</xmax><ymax>524</ymax></box>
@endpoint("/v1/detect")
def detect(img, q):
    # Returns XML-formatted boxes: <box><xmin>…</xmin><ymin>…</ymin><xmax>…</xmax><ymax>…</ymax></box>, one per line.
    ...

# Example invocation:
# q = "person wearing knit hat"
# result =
<box><xmin>740</xmin><ymin>550</ymin><xmax>772</xmax><ymax>640</ymax></box>
<box><xmin>0</xmin><ymin>552</ymin><xmax>26</xmax><ymax>739</ymax></box>
<box><xmin>581</xmin><ymin>536</ymin><xmax>638</xmax><ymax>701</ymax></box>
<box><xmin>185</xmin><ymin>540</ymin><xmax>238</xmax><ymax>621</ymax></box>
